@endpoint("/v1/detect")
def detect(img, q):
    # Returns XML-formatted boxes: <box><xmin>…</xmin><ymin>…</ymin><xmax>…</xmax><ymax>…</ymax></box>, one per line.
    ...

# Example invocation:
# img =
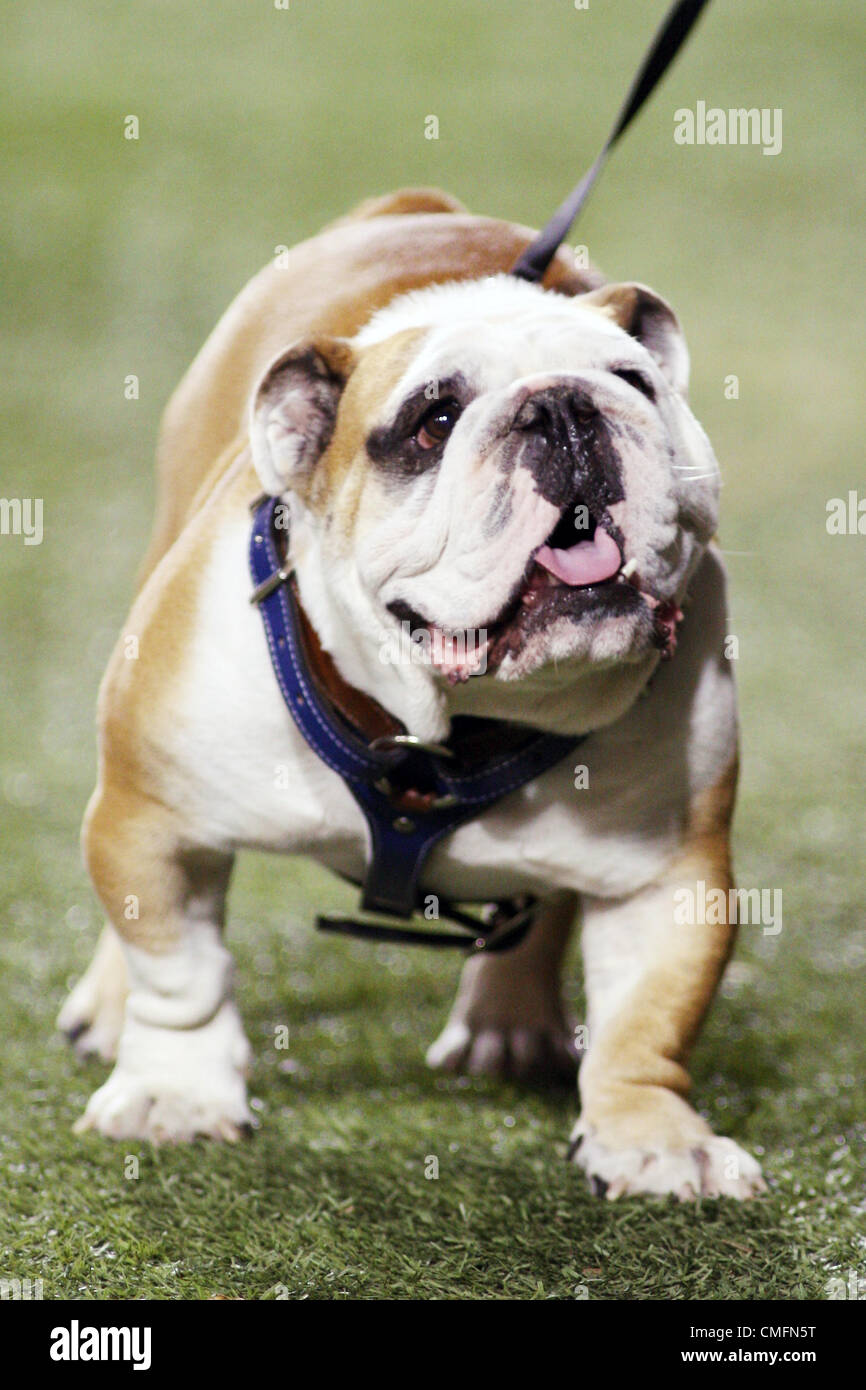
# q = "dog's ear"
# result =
<box><xmin>249</xmin><ymin>338</ymin><xmax>356</xmax><ymax>496</ymax></box>
<box><xmin>580</xmin><ymin>283</ymin><xmax>690</xmax><ymax>395</ymax></box>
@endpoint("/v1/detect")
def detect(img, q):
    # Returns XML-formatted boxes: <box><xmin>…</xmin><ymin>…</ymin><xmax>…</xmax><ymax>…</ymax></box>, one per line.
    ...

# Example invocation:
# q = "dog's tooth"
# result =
<box><xmin>620</xmin><ymin>558</ymin><xmax>638</xmax><ymax>580</ymax></box>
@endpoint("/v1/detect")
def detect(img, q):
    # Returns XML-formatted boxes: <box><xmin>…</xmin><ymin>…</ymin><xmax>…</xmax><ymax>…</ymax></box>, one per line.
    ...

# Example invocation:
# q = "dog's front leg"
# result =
<box><xmin>72</xmin><ymin>784</ymin><xmax>252</xmax><ymax>1142</ymax></box>
<box><xmin>572</xmin><ymin>771</ymin><xmax>766</xmax><ymax>1200</ymax></box>
<box><xmin>426</xmin><ymin>889</ymin><xmax>579</xmax><ymax>1082</ymax></box>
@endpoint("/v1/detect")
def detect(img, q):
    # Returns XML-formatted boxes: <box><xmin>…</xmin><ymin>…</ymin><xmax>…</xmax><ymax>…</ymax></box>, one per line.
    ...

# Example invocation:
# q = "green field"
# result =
<box><xmin>1</xmin><ymin>0</ymin><xmax>863</xmax><ymax>1300</ymax></box>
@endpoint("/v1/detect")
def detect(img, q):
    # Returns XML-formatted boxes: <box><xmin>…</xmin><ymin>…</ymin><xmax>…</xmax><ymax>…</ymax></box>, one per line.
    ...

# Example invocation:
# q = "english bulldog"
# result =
<box><xmin>60</xmin><ymin>188</ymin><xmax>766</xmax><ymax>1199</ymax></box>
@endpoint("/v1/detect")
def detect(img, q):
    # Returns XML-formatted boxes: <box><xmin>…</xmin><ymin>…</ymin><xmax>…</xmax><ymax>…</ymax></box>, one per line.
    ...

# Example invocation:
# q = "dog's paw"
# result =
<box><xmin>570</xmin><ymin>1129</ymin><xmax>767</xmax><ymax>1201</ymax></box>
<box><xmin>73</xmin><ymin>1074</ymin><xmax>252</xmax><ymax>1143</ymax></box>
<box><xmin>426</xmin><ymin>1019</ymin><xmax>579</xmax><ymax>1084</ymax></box>
<box><xmin>57</xmin><ymin>927</ymin><xmax>128</xmax><ymax>1061</ymax></box>
<box><xmin>73</xmin><ymin>1002</ymin><xmax>253</xmax><ymax>1143</ymax></box>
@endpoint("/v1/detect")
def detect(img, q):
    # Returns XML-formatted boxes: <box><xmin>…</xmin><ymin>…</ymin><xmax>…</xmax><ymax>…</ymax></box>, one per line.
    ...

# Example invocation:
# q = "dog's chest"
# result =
<box><xmin>155</xmin><ymin>517</ymin><xmax>734</xmax><ymax>903</ymax></box>
<box><xmin>167</xmin><ymin>641</ymin><xmax>688</xmax><ymax>902</ymax></box>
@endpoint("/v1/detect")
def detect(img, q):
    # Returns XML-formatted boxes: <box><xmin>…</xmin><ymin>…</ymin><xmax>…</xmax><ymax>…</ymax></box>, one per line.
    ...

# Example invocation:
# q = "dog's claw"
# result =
<box><xmin>571</xmin><ymin>1130</ymin><xmax>766</xmax><ymax>1201</ymax></box>
<box><xmin>427</xmin><ymin>1020</ymin><xmax>579</xmax><ymax>1086</ymax></box>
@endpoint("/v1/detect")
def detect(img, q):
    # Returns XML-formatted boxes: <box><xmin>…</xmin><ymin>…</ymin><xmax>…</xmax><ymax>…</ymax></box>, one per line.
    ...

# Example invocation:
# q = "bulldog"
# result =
<box><xmin>60</xmin><ymin>188</ymin><xmax>766</xmax><ymax>1199</ymax></box>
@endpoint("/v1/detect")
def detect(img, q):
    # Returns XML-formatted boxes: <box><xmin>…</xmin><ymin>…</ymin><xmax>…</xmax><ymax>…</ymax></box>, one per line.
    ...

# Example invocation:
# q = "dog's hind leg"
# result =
<box><xmin>426</xmin><ymin>889</ymin><xmax>579</xmax><ymax>1083</ymax></box>
<box><xmin>71</xmin><ymin>783</ymin><xmax>251</xmax><ymax>1143</ymax></box>
<box><xmin>57</xmin><ymin>923</ymin><xmax>128</xmax><ymax>1061</ymax></box>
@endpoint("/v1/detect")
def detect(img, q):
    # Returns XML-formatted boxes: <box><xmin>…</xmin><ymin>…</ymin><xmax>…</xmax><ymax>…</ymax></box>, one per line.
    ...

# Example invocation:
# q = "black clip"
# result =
<box><xmin>317</xmin><ymin>894</ymin><xmax>537</xmax><ymax>954</ymax></box>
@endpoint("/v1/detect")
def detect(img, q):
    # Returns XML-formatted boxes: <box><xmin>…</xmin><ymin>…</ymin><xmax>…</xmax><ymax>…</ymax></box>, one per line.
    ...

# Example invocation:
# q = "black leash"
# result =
<box><xmin>511</xmin><ymin>0</ymin><xmax>712</xmax><ymax>283</ymax></box>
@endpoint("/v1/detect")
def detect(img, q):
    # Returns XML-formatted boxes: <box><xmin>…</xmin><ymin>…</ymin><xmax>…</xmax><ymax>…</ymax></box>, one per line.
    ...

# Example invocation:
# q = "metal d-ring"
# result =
<box><xmin>369</xmin><ymin>733</ymin><xmax>456</xmax><ymax>760</ymax></box>
<box><xmin>370</xmin><ymin>736</ymin><xmax>458</xmax><ymax>812</ymax></box>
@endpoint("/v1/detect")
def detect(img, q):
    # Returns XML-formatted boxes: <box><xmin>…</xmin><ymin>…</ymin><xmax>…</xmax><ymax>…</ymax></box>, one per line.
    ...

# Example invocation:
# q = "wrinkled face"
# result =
<box><xmin>250</xmin><ymin>275</ymin><xmax>720</xmax><ymax>716</ymax></box>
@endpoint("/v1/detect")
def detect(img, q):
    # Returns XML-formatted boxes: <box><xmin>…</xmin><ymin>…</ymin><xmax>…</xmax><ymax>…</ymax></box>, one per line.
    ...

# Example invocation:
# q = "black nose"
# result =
<box><xmin>515</xmin><ymin>385</ymin><xmax>598</xmax><ymax>441</ymax></box>
<box><xmin>513</xmin><ymin>385</ymin><xmax>620</xmax><ymax>512</ymax></box>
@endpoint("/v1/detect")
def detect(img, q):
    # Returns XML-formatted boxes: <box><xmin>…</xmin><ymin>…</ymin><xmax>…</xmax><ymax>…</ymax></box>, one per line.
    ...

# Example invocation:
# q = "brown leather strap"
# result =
<box><xmin>289</xmin><ymin>574</ymin><xmax>404</xmax><ymax>742</ymax></box>
<box><xmin>291</xmin><ymin>576</ymin><xmax>539</xmax><ymax>767</ymax></box>
<box><xmin>282</xmin><ymin>536</ymin><xmax>536</xmax><ymax>766</ymax></box>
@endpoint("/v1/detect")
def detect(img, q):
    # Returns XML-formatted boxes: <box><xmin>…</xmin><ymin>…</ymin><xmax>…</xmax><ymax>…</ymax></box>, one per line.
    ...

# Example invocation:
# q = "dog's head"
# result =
<box><xmin>249</xmin><ymin>275</ymin><xmax>720</xmax><ymax>738</ymax></box>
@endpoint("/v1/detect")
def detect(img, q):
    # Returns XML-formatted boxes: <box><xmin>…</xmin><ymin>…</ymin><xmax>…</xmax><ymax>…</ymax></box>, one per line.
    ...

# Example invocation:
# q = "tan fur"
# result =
<box><xmin>83</xmin><ymin>785</ymin><xmax>201</xmax><ymax>955</ymax></box>
<box><xmin>99</xmin><ymin>446</ymin><xmax>254</xmax><ymax>754</ymax></box>
<box><xmin>578</xmin><ymin>760</ymin><xmax>739</xmax><ymax>1151</ymax></box>
<box><xmin>312</xmin><ymin>327</ymin><xmax>428</xmax><ymax>521</ymax></box>
<box><xmin>331</xmin><ymin>187</ymin><xmax>469</xmax><ymax>224</ymax></box>
<box><xmin>83</xmin><ymin>446</ymin><xmax>259</xmax><ymax>964</ymax></box>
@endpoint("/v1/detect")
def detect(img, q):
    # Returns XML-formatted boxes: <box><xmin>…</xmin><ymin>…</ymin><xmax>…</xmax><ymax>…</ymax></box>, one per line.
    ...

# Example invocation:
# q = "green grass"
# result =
<box><xmin>1</xmin><ymin>0</ymin><xmax>864</xmax><ymax>1300</ymax></box>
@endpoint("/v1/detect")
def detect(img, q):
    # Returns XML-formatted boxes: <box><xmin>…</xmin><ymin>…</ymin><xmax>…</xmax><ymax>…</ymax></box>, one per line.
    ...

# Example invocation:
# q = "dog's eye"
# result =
<box><xmin>611</xmin><ymin>367</ymin><xmax>656</xmax><ymax>402</ymax></box>
<box><xmin>414</xmin><ymin>398</ymin><xmax>462</xmax><ymax>450</ymax></box>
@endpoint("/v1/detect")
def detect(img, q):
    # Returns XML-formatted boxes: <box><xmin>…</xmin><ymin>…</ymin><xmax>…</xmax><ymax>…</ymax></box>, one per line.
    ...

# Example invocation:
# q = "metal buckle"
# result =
<box><xmin>372</xmin><ymin>776</ymin><xmax>458</xmax><ymax>812</ymax></box>
<box><xmin>369</xmin><ymin>736</ymin><xmax>458</xmax><ymax>812</ymax></box>
<box><xmin>250</xmin><ymin>565</ymin><xmax>293</xmax><ymax>605</ymax></box>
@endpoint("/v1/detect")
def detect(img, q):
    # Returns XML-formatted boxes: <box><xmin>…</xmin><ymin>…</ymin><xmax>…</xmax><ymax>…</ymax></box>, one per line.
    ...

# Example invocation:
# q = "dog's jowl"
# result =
<box><xmin>59</xmin><ymin>189</ymin><xmax>765</xmax><ymax>1200</ymax></box>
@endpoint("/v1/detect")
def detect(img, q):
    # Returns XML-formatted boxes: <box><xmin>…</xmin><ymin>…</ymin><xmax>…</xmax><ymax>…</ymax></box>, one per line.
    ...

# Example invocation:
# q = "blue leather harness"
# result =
<box><xmin>249</xmin><ymin>496</ymin><xmax>583</xmax><ymax>952</ymax></box>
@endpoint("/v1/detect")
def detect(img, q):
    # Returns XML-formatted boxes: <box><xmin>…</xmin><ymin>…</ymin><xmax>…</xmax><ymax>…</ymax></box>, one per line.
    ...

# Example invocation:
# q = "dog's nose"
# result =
<box><xmin>513</xmin><ymin>384</ymin><xmax>613</xmax><ymax>509</ymax></box>
<box><xmin>514</xmin><ymin>384</ymin><xmax>598</xmax><ymax>441</ymax></box>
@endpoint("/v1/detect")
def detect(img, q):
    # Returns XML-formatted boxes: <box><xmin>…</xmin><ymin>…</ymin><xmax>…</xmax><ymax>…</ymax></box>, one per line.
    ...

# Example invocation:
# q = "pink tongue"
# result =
<box><xmin>535</xmin><ymin>527</ymin><xmax>621</xmax><ymax>587</ymax></box>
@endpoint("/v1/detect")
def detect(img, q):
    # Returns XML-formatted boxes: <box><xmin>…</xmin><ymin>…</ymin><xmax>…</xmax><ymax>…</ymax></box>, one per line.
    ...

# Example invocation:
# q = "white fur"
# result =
<box><xmin>74</xmin><ymin>1001</ymin><xmax>252</xmax><ymax>1142</ymax></box>
<box><xmin>56</xmin><ymin>925</ymin><xmax>127</xmax><ymax>1061</ymax></box>
<box><xmin>145</xmin><ymin>524</ymin><xmax>734</xmax><ymax>903</ymax></box>
<box><xmin>355</xmin><ymin>274</ymin><xmax>624</xmax><ymax>350</ymax></box>
<box><xmin>74</xmin><ymin>915</ymin><xmax>252</xmax><ymax>1142</ymax></box>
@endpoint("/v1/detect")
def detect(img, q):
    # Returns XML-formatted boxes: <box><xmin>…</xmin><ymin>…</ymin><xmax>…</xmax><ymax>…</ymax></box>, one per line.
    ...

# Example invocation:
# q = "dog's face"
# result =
<box><xmin>249</xmin><ymin>276</ymin><xmax>720</xmax><ymax>731</ymax></box>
